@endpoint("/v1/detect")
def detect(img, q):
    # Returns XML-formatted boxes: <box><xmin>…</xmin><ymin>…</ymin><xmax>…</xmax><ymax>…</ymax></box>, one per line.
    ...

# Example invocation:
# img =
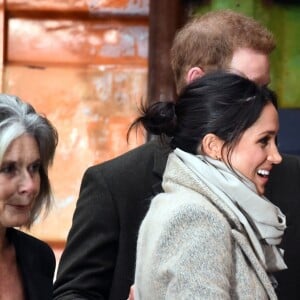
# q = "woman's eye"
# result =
<box><xmin>259</xmin><ymin>137</ymin><xmax>269</xmax><ymax>146</ymax></box>
<box><xmin>29</xmin><ymin>162</ymin><xmax>41</xmax><ymax>174</ymax></box>
<box><xmin>0</xmin><ymin>163</ymin><xmax>17</xmax><ymax>174</ymax></box>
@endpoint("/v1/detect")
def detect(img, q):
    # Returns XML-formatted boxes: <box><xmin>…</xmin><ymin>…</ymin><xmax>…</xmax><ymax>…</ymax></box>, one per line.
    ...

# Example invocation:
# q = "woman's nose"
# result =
<box><xmin>268</xmin><ymin>144</ymin><xmax>282</xmax><ymax>165</ymax></box>
<box><xmin>18</xmin><ymin>171</ymin><xmax>39</xmax><ymax>195</ymax></box>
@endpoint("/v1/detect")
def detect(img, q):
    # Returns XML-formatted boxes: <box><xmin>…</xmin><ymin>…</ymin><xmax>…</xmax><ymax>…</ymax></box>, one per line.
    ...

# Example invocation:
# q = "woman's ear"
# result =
<box><xmin>200</xmin><ymin>133</ymin><xmax>224</xmax><ymax>160</ymax></box>
<box><xmin>186</xmin><ymin>67</ymin><xmax>205</xmax><ymax>84</ymax></box>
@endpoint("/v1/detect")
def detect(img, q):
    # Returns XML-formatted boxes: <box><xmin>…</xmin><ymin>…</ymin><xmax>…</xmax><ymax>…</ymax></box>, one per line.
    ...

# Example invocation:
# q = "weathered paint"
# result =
<box><xmin>7</xmin><ymin>0</ymin><xmax>149</xmax><ymax>15</ymax></box>
<box><xmin>4</xmin><ymin>64</ymin><xmax>146</xmax><ymax>240</ymax></box>
<box><xmin>8</xmin><ymin>19</ymin><xmax>148</xmax><ymax>65</ymax></box>
<box><xmin>3</xmin><ymin>0</ymin><xmax>149</xmax><ymax>244</ymax></box>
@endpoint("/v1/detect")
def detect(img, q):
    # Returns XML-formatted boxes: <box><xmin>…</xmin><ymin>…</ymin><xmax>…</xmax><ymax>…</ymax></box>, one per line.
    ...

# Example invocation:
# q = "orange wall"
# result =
<box><xmin>2</xmin><ymin>0</ymin><xmax>149</xmax><ymax>257</ymax></box>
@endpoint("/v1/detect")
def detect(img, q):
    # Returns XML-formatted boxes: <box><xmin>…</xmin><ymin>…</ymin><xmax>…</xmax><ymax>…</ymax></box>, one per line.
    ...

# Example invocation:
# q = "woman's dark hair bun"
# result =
<box><xmin>140</xmin><ymin>101</ymin><xmax>177</xmax><ymax>136</ymax></box>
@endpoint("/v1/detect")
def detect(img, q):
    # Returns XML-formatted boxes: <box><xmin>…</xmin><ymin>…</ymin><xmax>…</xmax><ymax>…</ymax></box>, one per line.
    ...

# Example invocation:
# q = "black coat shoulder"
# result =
<box><xmin>89</xmin><ymin>139</ymin><xmax>170</xmax><ymax>174</ymax></box>
<box><xmin>83</xmin><ymin>140</ymin><xmax>170</xmax><ymax>193</ymax></box>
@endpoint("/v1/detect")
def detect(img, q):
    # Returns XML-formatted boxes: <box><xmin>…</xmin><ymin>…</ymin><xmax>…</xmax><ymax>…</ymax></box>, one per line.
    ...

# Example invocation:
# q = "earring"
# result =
<box><xmin>215</xmin><ymin>156</ymin><xmax>221</xmax><ymax>161</ymax></box>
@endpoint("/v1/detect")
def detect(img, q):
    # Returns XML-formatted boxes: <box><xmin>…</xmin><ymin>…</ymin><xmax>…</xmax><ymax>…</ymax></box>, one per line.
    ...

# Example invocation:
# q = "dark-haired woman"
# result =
<box><xmin>132</xmin><ymin>71</ymin><xmax>286</xmax><ymax>299</ymax></box>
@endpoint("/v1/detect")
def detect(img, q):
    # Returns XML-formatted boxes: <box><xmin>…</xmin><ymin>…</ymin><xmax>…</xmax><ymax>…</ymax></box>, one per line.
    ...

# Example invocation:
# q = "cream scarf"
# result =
<box><xmin>174</xmin><ymin>148</ymin><xmax>287</xmax><ymax>272</ymax></box>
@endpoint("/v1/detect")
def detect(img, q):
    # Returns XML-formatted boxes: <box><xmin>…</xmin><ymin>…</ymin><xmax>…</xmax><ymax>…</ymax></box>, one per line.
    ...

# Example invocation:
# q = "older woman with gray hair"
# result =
<box><xmin>0</xmin><ymin>94</ymin><xmax>58</xmax><ymax>300</ymax></box>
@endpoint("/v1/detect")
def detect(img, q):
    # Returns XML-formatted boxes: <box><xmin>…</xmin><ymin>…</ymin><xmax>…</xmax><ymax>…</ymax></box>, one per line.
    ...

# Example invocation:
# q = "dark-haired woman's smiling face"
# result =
<box><xmin>227</xmin><ymin>102</ymin><xmax>282</xmax><ymax>195</ymax></box>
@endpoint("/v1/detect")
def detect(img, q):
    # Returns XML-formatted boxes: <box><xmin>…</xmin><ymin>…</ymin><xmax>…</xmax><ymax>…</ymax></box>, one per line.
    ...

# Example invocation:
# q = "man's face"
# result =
<box><xmin>229</xmin><ymin>48</ymin><xmax>270</xmax><ymax>86</ymax></box>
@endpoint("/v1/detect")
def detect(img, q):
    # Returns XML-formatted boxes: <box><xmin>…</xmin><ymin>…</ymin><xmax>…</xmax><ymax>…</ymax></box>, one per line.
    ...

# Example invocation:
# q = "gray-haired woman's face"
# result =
<box><xmin>0</xmin><ymin>134</ymin><xmax>41</xmax><ymax>228</ymax></box>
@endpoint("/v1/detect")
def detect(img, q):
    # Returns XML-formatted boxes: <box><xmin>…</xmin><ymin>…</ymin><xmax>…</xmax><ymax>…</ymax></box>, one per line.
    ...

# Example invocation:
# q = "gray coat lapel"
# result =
<box><xmin>232</xmin><ymin>229</ymin><xmax>277</xmax><ymax>300</ymax></box>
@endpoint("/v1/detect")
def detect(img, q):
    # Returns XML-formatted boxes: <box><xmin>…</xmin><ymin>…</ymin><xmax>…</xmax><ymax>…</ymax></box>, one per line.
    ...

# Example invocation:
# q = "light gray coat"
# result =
<box><xmin>134</xmin><ymin>153</ymin><xmax>277</xmax><ymax>300</ymax></box>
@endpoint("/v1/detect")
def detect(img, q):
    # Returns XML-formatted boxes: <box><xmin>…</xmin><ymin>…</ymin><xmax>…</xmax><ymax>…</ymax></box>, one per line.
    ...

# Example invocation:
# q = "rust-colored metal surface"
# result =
<box><xmin>4</xmin><ymin>64</ymin><xmax>146</xmax><ymax>241</ymax></box>
<box><xmin>7</xmin><ymin>0</ymin><xmax>149</xmax><ymax>15</ymax></box>
<box><xmin>1</xmin><ymin>1</ymin><xmax>149</xmax><ymax>245</ymax></box>
<box><xmin>7</xmin><ymin>18</ymin><xmax>148</xmax><ymax>66</ymax></box>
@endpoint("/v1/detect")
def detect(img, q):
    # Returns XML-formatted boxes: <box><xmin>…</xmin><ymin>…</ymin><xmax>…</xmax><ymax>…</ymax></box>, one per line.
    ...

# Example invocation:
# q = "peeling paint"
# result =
<box><xmin>87</xmin><ymin>0</ymin><xmax>149</xmax><ymax>14</ymax></box>
<box><xmin>5</xmin><ymin>1</ymin><xmax>148</xmax><ymax>244</ymax></box>
<box><xmin>8</xmin><ymin>19</ymin><xmax>148</xmax><ymax>64</ymax></box>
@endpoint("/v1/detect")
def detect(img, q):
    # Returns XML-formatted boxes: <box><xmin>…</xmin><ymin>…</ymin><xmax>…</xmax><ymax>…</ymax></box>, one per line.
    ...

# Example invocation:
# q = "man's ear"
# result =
<box><xmin>200</xmin><ymin>133</ymin><xmax>224</xmax><ymax>159</ymax></box>
<box><xmin>186</xmin><ymin>67</ymin><xmax>205</xmax><ymax>84</ymax></box>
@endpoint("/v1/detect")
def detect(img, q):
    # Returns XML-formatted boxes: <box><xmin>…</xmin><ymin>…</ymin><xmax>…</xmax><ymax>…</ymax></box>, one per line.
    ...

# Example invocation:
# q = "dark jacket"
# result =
<box><xmin>7</xmin><ymin>227</ymin><xmax>55</xmax><ymax>300</ymax></box>
<box><xmin>265</xmin><ymin>154</ymin><xmax>300</xmax><ymax>300</ymax></box>
<box><xmin>53</xmin><ymin>140</ymin><xmax>300</xmax><ymax>300</ymax></box>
